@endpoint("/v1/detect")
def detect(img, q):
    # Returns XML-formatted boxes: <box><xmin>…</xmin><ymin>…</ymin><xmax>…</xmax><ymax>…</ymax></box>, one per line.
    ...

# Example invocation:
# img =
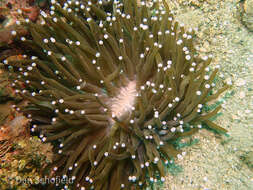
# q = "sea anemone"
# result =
<box><xmin>4</xmin><ymin>0</ymin><xmax>229</xmax><ymax>189</ymax></box>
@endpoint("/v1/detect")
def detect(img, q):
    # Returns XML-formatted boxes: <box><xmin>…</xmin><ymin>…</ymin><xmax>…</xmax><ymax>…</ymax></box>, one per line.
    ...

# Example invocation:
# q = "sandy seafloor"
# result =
<box><xmin>155</xmin><ymin>0</ymin><xmax>253</xmax><ymax>190</ymax></box>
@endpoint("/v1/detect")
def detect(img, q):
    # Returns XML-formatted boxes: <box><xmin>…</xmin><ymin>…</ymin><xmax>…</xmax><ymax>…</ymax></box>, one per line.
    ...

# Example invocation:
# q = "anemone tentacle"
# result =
<box><xmin>5</xmin><ymin>0</ymin><xmax>228</xmax><ymax>189</ymax></box>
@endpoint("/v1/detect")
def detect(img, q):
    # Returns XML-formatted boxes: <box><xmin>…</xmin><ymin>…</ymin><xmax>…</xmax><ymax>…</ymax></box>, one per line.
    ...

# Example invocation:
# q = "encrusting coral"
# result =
<box><xmin>3</xmin><ymin>0</ymin><xmax>229</xmax><ymax>189</ymax></box>
<box><xmin>0</xmin><ymin>136</ymin><xmax>53</xmax><ymax>190</ymax></box>
<box><xmin>0</xmin><ymin>105</ymin><xmax>53</xmax><ymax>190</ymax></box>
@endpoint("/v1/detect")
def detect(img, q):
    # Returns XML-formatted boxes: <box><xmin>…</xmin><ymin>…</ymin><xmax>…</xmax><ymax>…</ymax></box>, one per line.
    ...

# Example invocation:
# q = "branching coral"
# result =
<box><xmin>4</xmin><ymin>0</ymin><xmax>229</xmax><ymax>189</ymax></box>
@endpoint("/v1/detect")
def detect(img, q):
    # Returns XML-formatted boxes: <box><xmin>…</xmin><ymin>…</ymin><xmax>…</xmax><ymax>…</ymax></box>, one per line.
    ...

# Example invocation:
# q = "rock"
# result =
<box><xmin>244</xmin><ymin>0</ymin><xmax>253</xmax><ymax>15</ymax></box>
<box><xmin>240</xmin><ymin>0</ymin><xmax>253</xmax><ymax>31</ymax></box>
<box><xmin>236</xmin><ymin>78</ymin><xmax>246</xmax><ymax>86</ymax></box>
<box><xmin>240</xmin><ymin>151</ymin><xmax>253</xmax><ymax>172</ymax></box>
<box><xmin>238</xmin><ymin>91</ymin><xmax>246</xmax><ymax>99</ymax></box>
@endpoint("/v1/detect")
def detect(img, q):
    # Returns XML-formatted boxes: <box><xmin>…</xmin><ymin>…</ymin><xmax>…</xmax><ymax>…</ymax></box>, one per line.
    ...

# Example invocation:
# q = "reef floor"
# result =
<box><xmin>162</xmin><ymin>0</ymin><xmax>253</xmax><ymax>190</ymax></box>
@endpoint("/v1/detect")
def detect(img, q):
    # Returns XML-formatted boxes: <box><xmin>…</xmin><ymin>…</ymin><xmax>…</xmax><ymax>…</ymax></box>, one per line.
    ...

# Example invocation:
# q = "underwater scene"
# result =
<box><xmin>0</xmin><ymin>0</ymin><xmax>252</xmax><ymax>190</ymax></box>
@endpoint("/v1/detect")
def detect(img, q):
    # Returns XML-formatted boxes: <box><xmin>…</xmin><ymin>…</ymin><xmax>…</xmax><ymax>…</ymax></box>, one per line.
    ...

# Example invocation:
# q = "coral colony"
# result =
<box><xmin>5</xmin><ymin>0</ymin><xmax>229</xmax><ymax>189</ymax></box>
